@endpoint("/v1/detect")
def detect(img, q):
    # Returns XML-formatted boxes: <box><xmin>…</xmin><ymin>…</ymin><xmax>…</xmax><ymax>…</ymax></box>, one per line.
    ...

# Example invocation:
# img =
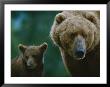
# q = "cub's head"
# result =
<box><xmin>50</xmin><ymin>13</ymin><xmax>98</xmax><ymax>60</ymax></box>
<box><xmin>18</xmin><ymin>43</ymin><xmax>48</xmax><ymax>70</ymax></box>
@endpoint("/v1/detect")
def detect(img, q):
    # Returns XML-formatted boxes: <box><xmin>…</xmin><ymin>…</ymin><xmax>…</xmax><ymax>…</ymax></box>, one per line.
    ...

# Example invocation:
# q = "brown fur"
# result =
<box><xmin>50</xmin><ymin>11</ymin><xmax>100</xmax><ymax>77</ymax></box>
<box><xmin>11</xmin><ymin>43</ymin><xmax>48</xmax><ymax>77</ymax></box>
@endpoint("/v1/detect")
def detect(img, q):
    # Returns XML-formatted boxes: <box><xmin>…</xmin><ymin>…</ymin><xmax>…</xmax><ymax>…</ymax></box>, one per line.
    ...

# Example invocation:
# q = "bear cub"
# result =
<box><xmin>11</xmin><ymin>42</ymin><xmax>48</xmax><ymax>77</ymax></box>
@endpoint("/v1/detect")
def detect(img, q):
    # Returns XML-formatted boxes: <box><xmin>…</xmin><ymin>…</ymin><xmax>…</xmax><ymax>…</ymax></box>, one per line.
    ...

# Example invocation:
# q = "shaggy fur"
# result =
<box><xmin>50</xmin><ymin>11</ymin><xmax>100</xmax><ymax>77</ymax></box>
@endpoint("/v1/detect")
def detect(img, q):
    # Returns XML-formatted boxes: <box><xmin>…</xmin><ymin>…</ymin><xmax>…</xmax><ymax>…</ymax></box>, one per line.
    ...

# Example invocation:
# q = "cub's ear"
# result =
<box><xmin>40</xmin><ymin>42</ymin><xmax>48</xmax><ymax>52</ymax></box>
<box><xmin>55</xmin><ymin>13</ymin><xmax>66</xmax><ymax>24</ymax></box>
<box><xmin>18</xmin><ymin>44</ymin><xmax>27</xmax><ymax>53</ymax></box>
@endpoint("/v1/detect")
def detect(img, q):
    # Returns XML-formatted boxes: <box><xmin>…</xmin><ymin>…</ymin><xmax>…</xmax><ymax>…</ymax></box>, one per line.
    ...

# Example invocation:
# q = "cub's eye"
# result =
<box><xmin>25</xmin><ymin>55</ymin><xmax>28</xmax><ymax>59</ymax></box>
<box><xmin>32</xmin><ymin>55</ymin><xmax>37</xmax><ymax>58</ymax></box>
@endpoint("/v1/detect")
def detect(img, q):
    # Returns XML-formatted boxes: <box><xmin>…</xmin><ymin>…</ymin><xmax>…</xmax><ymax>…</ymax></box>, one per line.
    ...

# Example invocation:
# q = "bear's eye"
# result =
<box><xmin>70</xmin><ymin>33</ymin><xmax>75</xmax><ymax>38</ymax></box>
<box><xmin>82</xmin><ymin>33</ymin><xmax>87</xmax><ymax>39</ymax></box>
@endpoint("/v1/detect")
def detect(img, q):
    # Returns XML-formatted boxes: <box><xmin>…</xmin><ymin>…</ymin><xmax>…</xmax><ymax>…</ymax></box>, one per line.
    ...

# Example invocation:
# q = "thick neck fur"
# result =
<box><xmin>59</xmin><ymin>43</ymin><xmax>100</xmax><ymax>77</ymax></box>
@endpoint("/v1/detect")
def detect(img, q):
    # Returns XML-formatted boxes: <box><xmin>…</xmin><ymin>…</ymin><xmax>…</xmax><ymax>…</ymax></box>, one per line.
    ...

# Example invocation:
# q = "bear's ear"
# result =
<box><xmin>86</xmin><ymin>14</ymin><xmax>97</xmax><ymax>25</ymax></box>
<box><xmin>55</xmin><ymin>13</ymin><xmax>66</xmax><ymax>24</ymax></box>
<box><xmin>39</xmin><ymin>42</ymin><xmax>48</xmax><ymax>52</ymax></box>
<box><xmin>18</xmin><ymin>44</ymin><xmax>27</xmax><ymax>53</ymax></box>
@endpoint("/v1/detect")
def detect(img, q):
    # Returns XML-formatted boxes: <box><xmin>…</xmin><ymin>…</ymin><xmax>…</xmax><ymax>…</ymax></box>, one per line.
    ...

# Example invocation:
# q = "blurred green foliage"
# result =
<box><xmin>11</xmin><ymin>11</ymin><xmax>70</xmax><ymax>77</ymax></box>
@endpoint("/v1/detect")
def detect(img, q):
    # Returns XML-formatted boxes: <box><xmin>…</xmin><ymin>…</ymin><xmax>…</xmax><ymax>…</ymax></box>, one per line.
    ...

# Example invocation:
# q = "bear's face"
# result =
<box><xmin>18</xmin><ymin>43</ymin><xmax>47</xmax><ymax>70</ymax></box>
<box><xmin>51</xmin><ymin>13</ymin><xmax>97</xmax><ymax>60</ymax></box>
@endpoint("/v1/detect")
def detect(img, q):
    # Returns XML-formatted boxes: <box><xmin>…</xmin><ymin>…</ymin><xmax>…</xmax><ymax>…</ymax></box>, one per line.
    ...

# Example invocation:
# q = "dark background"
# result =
<box><xmin>11</xmin><ymin>11</ymin><xmax>70</xmax><ymax>77</ymax></box>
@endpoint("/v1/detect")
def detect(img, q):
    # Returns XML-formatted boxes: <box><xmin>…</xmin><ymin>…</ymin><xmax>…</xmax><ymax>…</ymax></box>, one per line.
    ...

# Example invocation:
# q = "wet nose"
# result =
<box><xmin>75</xmin><ymin>49</ymin><xmax>85</xmax><ymax>58</ymax></box>
<box><xmin>27</xmin><ymin>60</ymin><xmax>33</xmax><ymax>67</ymax></box>
<box><xmin>27</xmin><ymin>62</ymin><xmax>33</xmax><ymax>67</ymax></box>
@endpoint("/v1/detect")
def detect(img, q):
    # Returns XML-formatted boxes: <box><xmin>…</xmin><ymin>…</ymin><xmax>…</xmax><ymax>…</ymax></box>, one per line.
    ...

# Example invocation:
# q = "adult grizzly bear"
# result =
<box><xmin>50</xmin><ymin>11</ymin><xmax>100</xmax><ymax>77</ymax></box>
<box><xmin>11</xmin><ymin>43</ymin><xmax>48</xmax><ymax>77</ymax></box>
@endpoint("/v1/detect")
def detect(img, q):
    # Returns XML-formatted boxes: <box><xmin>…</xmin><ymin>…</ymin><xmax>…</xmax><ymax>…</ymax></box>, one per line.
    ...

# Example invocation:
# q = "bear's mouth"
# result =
<box><xmin>73</xmin><ymin>54</ymin><xmax>85</xmax><ymax>60</ymax></box>
<box><xmin>74</xmin><ymin>57</ymin><xmax>85</xmax><ymax>60</ymax></box>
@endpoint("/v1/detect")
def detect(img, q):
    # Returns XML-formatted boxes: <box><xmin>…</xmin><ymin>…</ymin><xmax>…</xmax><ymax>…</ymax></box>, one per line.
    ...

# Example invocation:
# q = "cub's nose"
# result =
<box><xmin>75</xmin><ymin>49</ymin><xmax>85</xmax><ymax>58</ymax></box>
<box><xmin>27</xmin><ymin>62</ymin><xmax>33</xmax><ymax>67</ymax></box>
<box><xmin>27</xmin><ymin>59</ymin><xmax>33</xmax><ymax>67</ymax></box>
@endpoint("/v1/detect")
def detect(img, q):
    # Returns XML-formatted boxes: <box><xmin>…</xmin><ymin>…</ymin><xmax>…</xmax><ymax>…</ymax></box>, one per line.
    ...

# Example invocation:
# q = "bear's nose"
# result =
<box><xmin>75</xmin><ymin>49</ymin><xmax>85</xmax><ymax>58</ymax></box>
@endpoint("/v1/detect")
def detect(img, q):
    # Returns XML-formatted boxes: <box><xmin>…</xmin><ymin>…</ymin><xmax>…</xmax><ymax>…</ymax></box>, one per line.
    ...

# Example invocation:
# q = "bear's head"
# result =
<box><xmin>50</xmin><ymin>12</ymin><xmax>99</xmax><ymax>60</ymax></box>
<box><xmin>18</xmin><ymin>43</ymin><xmax>48</xmax><ymax>70</ymax></box>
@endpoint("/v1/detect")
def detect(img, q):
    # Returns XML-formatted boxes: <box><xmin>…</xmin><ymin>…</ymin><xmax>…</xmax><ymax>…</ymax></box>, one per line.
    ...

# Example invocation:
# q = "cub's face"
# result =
<box><xmin>19</xmin><ymin>43</ymin><xmax>48</xmax><ymax>70</ymax></box>
<box><xmin>52</xmin><ymin>13</ymin><xmax>97</xmax><ymax>60</ymax></box>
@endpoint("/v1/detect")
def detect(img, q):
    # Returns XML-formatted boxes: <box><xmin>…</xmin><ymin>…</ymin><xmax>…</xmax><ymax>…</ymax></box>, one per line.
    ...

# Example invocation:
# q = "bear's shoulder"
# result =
<box><xmin>11</xmin><ymin>55</ymin><xmax>25</xmax><ymax>76</ymax></box>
